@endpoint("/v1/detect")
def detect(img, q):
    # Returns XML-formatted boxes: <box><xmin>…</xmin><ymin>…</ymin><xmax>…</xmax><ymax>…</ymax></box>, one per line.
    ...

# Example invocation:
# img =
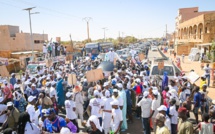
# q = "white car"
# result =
<box><xmin>151</xmin><ymin>46</ymin><xmax>158</xmax><ymax>51</ymax></box>
<box><xmin>150</xmin><ymin>59</ymin><xmax>177</xmax><ymax>80</ymax></box>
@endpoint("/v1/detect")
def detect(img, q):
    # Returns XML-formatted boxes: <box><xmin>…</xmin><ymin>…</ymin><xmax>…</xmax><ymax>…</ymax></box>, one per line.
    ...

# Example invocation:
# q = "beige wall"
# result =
<box><xmin>177</xmin><ymin>13</ymin><xmax>215</xmax><ymax>44</ymax></box>
<box><xmin>0</xmin><ymin>25</ymin><xmax>48</xmax><ymax>52</ymax></box>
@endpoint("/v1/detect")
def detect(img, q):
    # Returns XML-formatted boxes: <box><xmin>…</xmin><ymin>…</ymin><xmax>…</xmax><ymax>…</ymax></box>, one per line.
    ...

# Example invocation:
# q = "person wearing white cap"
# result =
<box><xmin>10</xmin><ymin>73</ymin><xmax>16</xmax><ymax>86</ymax></box>
<box><xmin>65</xmin><ymin>92</ymin><xmax>79</xmax><ymax>132</ymax></box>
<box><xmin>137</xmin><ymin>91</ymin><xmax>152</xmax><ymax>134</ymax></box>
<box><xmin>111</xmin><ymin>99</ymin><xmax>123</xmax><ymax>134</ymax></box>
<box><xmin>50</xmin><ymin>81</ymin><xmax>58</xmax><ymax>103</ymax></box>
<box><xmin>0</xmin><ymin>97</ymin><xmax>7</xmax><ymax>126</ymax></box>
<box><xmin>60</xmin><ymin>127</ymin><xmax>71</xmax><ymax>134</ymax></box>
<box><xmin>89</xmin><ymin>90</ymin><xmax>104</xmax><ymax>126</ymax></box>
<box><xmin>133</xmin><ymin>78</ymin><xmax>143</xmax><ymax>95</ymax></box>
<box><xmin>102</xmin><ymin>90</ymin><xmax>113</xmax><ymax>134</ymax></box>
<box><xmin>30</xmin><ymin>83</ymin><xmax>39</xmax><ymax>99</ymax></box>
<box><xmin>157</xmin><ymin>105</ymin><xmax>171</xmax><ymax>132</ymax></box>
<box><xmin>26</xmin><ymin>96</ymin><xmax>40</xmax><ymax>125</ymax></box>
<box><xmin>117</xmin><ymin>83</ymin><xmax>127</xmax><ymax>131</ymax></box>
<box><xmin>151</xmin><ymin>89</ymin><xmax>161</xmax><ymax>132</ymax></box>
<box><xmin>112</xmin><ymin>89</ymin><xmax>123</xmax><ymax>110</ymax></box>
<box><xmin>106</xmin><ymin>48</ymin><xmax>115</xmax><ymax>62</ymax></box>
<box><xmin>3</xmin><ymin>101</ymin><xmax>20</xmax><ymax>130</ymax></box>
<box><xmin>45</xmin><ymin>82</ymin><xmax>51</xmax><ymax>97</ymax></box>
<box><xmin>95</xmin><ymin>84</ymin><xmax>103</xmax><ymax>98</ymax></box>
<box><xmin>13</xmin><ymin>89</ymin><xmax>27</xmax><ymax>113</ymax></box>
<box><xmin>37</xmin><ymin>66</ymin><xmax>44</xmax><ymax>76</ymax></box>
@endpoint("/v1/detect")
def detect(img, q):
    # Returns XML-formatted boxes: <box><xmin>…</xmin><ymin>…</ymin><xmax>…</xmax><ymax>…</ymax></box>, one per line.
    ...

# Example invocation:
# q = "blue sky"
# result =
<box><xmin>1</xmin><ymin>0</ymin><xmax>215</xmax><ymax>41</ymax></box>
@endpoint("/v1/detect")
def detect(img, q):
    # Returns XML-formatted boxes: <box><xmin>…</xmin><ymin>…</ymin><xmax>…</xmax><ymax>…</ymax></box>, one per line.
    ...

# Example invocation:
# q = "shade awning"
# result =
<box><xmin>195</xmin><ymin>43</ymin><xmax>212</xmax><ymax>47</ymax></box>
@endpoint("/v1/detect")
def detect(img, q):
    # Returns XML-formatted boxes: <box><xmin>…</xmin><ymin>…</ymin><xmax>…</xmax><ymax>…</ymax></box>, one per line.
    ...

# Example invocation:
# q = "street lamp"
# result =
<box><xmin>23</xmin><ymin>7</ymin><xmax>39</xmax><ymax>60</ymax></box>
<box><xmin>102</xmin><ymin>27</ymin><xmax>108</xmax><ymax>42</ymax></box>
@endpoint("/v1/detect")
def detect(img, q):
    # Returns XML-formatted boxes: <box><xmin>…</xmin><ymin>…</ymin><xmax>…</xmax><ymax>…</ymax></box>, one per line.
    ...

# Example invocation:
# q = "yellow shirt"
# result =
<box><xmin>200</xmin><ymin>80</ymin><xmax>206</xmax><ymax>91</ymax></box>
<box><xmin>42</xmin><ymin>80</ymin><xmax>46</xmax><ymax>86</ymax></box>
<box><xmin>131</xmin><ymin>82</ymin><xmax>136</xmax><ymax>88</ymax></box>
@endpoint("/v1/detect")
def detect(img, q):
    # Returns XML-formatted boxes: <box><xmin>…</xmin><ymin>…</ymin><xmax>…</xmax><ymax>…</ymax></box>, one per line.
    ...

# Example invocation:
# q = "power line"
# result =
<box><xmin>10</xmin><ymin>0</ymin><xmax>82</xmax><ymax>20</ymax></box>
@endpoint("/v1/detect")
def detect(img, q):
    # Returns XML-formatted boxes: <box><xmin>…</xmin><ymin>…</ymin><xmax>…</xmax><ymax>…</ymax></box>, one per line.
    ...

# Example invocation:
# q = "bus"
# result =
<box><xmin>99</xmin><ymin>42</ymin><xmax>114</xmax><ymax>53</ymax></box>
<box><xmin>85</xmin><ymin>42</ymin><xmax>101</xmax><ymax>60</ymax></box>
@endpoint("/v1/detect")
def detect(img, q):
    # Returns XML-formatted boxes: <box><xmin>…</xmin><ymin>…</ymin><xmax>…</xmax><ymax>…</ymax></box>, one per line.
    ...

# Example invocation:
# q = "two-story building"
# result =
<box><xmin>175</xmin><ymin>7</ymin><xmax>215</xmax><ymax>55</ymax></box>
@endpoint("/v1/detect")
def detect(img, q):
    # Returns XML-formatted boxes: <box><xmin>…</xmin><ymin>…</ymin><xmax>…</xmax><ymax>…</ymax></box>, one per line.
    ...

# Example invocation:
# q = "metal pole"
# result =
<box><xmin>102</xmin><ymin>27</ymin><xmax>107</xmax><ymax>42</ymax></box>
<box><xmin>104</xmin><ymin>29</ymin><xmax>105</xmax><ymax>42</ymax></box>
<box><xmin>28</xmin><ymin>10</ymin><xmax>34</xmax><ymax>58</ymax></box>
<box><xmin>87</xmin><ymin>21</ymin><xmax>90</xmax><ymax>42</ymax></box>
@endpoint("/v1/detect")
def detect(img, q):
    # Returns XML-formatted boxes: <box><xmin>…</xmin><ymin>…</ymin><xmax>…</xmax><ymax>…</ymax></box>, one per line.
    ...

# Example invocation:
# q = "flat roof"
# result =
<box><xmin>11</xmin><ymin>51</ymin><xmax>39</xmax><ymax>55</ymax></box>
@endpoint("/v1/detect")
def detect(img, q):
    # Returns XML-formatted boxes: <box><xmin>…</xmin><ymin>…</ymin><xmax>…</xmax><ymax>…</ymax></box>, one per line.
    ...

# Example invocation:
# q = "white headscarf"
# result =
<box><xmin>87</xmin><ymin>115</ymin><xmax>102</xmax><ymax>132</ymax></box>
<box><xmin>13</xmin><ymin>91</ymin><xmax>22</xmax><ymax>101</ymax></box>
<box><xmin>105</xmin><ymin>90</ymin><xmax>110</xmax><ymax>97</ymax></box>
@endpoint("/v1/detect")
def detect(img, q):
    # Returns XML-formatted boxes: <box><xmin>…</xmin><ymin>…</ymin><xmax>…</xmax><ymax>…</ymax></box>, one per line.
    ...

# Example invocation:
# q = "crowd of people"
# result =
<box><xmin>0</xmin><ymin>47</ymin><xmax>214</xmax><ymax>134</ymax></box>
<box><xmin>43</xmin><ymin>42</ymin><xmax>67</xmax><ymax>58</ymax></box>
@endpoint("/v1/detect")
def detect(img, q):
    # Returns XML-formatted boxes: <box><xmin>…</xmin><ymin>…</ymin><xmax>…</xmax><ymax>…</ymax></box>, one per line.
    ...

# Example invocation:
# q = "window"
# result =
<box><xmin>10</xmin><ymin>34</ymin><xmax>16</xmax><ymax>37</ymax></box>
<box><xmin>205</xmin><ymin>27</ymin><xmax>207</xmax><ymax>33</ymax></box>
<box><xmin>34</xmin><ymin>40</ymin><xmax>40</xmax><ymax>44</ymax></box>
<box><xmin>151</xmin><ymin>66</ymin><xmax>174</xmax><ymax>76</ymax></box>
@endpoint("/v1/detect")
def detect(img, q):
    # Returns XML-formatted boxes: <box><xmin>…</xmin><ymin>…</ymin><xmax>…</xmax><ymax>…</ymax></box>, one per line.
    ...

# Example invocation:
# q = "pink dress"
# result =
<box><xmin>162</xmin><ymin>90</ymin><xmax>168</xmax><ymax>107</ymax></box>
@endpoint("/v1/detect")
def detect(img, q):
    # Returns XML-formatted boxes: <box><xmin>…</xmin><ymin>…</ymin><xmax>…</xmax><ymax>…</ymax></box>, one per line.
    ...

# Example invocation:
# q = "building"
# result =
<box><xmin>0</xmin><ymin>25</ymin><xmax>48</xmax><ymax>73</ymax></box>
<box><xmin>175</xmin><ymin>7</ymin><xmax>215</xmax><ymax>55</ymax></box>
<box><xmin>0</xmin><ymin>25</ymin><xmax>48</xmax><ymax>54</ymax></box>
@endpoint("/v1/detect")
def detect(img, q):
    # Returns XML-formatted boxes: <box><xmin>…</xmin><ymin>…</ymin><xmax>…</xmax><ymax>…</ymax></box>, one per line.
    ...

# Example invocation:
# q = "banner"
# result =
<box><xmin>86</xmin><ymin>68</ymin><xmax>104</xmax><ymax>82</ymax></box>
<box><xmin>68</xmin><ymin>74</ymin><xmax>77</xmax><ymax>85</ymax></box>
<box><xmin>158</xmin><ymin>62</ymin><xmax>164</xmax><ymax>70</ymax></box>
<box><xmin>0</xmin><ymin>65</ymin><xmax>9</xmax><ymax>77</ymax></box>
<box><xmin>187</xmin><ymin>72</ymin><xmax>199</xmax><ymax>84</ymax></box>
<box><xmin>138</xmin><ymin>53</ymin><xmax>145</xmax><ymax>61</ymax></box>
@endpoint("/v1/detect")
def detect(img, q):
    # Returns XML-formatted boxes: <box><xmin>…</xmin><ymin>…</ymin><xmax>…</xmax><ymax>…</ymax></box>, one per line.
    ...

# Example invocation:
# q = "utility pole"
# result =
<box><xmin>166</xmin><ymin>24</ymin><xmax>167</xmax><ymax>45</ymax></box>
<box><xmin>102</xmin><ymin>27</ymin><xmax>108</xmax><ymax>42</ymax></box>
<box><xmin>23</xmin><ymin>7</ymin><xmax>39</xmax><ymax>60</ymax></box>
<box><xmin>43</xmin><ymin>30</ymin><xmax>44</xmax><ymax>43</ymax></box>
<box><xmin>69</xmin><ymin>34</ymin><xmax>73</xmax><ymax>51</ymax></box>
<box><xmin>83</xmin><ymin>17</ymin><xmax>92</xmax><ymax>42</ymax></box>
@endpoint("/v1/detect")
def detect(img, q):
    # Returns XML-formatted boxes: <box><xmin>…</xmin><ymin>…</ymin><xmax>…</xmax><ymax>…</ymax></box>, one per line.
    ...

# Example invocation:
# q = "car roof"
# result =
<box><xmin>151</xmin><ymin>58</ymin><xmax>173</xmax><ymax>66</ymax></box>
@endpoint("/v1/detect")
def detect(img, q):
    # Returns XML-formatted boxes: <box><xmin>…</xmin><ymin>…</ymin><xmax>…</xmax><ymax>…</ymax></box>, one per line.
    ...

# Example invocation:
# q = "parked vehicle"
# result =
<box><xmin>188</xmin><ymin>48</ymin><xmax>200</xmax><ymax>61</ymax></box>
<box><xmin>151</xmin><ymin>46</ymin><xmax>158</xmax><ymax>51</ymax></box>
<box><xmin>85</xmin><ymin>42</ymin><xmax>101</xmax><ymax>60</ymax></box>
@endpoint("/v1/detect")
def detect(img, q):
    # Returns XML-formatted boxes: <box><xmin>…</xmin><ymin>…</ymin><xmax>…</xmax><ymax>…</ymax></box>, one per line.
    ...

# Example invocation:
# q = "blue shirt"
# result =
<box><xmin>194</xmin><ymin>92</ymin><xmax>202</xmax><ymax>107</ymax></box>
<box><xmin>10</xmin><ymin>77</ymin><xmax>16</xmax><ymax>86</ymax></box>
<box><xmin>125</xmin><ymin>89</ymin><xmax>132</xmax><ymax>106</ymax></box>
<box><xmin>44</xmin><ymin>116</ymin><xmax>67</xmax><ymax>133</ymax></box>
<box><xmin>30</xmin><ymin>89</ymin><xmax>40</xmax><ymax>99</ymax></box>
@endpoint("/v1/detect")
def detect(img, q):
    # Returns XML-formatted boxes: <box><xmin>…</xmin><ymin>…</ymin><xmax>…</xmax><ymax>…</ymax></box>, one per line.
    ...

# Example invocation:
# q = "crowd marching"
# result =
<box><xmin>0</xmin><ymin>46</ymin><xmax>215</xmax><ymax>134</ymax></box>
